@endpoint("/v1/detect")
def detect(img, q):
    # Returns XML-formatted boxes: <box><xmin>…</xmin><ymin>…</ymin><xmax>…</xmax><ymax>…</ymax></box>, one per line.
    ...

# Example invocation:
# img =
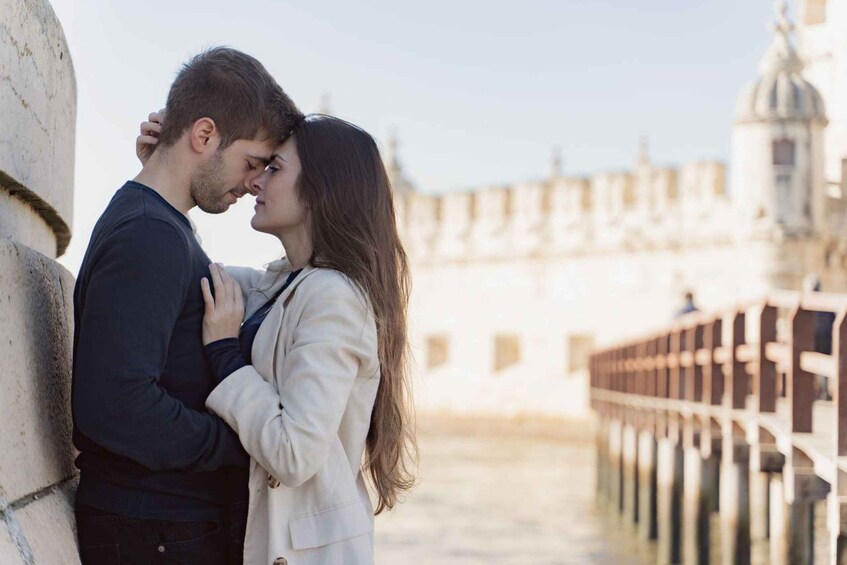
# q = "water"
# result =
<box><xmin>375</xmin><ymin>418</ymin><xmax>654</xmax><ymax>564</ymax></box>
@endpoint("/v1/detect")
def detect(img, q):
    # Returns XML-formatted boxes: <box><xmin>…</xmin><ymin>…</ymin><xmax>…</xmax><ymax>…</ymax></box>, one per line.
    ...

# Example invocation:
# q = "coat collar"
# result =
<box><xmin>246</xmin><ymin>259</ymin><xmax>318</xmax><ymax>317</ymax></box>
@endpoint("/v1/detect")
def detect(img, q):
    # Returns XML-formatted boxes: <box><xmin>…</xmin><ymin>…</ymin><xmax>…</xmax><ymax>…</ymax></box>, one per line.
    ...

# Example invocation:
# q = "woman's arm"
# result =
<box><xmin>205</xmin><ymin>272</ymin><xmax>377</xmax><ymax>487</ymax></box>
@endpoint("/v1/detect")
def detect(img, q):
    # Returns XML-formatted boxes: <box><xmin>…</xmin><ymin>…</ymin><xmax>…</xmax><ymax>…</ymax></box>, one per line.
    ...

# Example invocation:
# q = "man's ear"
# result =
<box><xmin>189</xmin><ymin>118</ymin><xmax>220</xmax><ymax>154</ymax></box>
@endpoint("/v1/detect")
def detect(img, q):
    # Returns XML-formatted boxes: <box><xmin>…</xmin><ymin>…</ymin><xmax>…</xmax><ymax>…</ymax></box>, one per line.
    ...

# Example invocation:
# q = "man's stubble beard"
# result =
<box><xmin>190</xmin><ymin>150</ymin><xmax>232</xmax><ymax>214</ymax></box>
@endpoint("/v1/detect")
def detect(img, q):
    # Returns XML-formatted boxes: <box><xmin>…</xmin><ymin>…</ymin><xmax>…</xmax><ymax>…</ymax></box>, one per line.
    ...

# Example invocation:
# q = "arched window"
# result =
<box><xmin>773</xmin><ymin>138</ymin><xmax>796</xmax><ymax>166</ymax></box>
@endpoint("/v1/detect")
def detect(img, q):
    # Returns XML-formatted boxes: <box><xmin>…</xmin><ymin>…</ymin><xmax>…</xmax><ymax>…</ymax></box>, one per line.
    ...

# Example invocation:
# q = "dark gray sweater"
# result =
<box><xmin>71</xmin><ymin>181</ymin><xmax>247</xmax><ymax>521</ymax></box>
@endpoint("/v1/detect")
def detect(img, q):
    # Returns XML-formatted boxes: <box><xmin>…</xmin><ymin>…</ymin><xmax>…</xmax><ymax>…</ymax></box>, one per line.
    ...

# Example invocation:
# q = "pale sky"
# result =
<box><xmin>49</xmin><ymin>0</ymin><xmax>780</xmax><ymax>273</ymax></box>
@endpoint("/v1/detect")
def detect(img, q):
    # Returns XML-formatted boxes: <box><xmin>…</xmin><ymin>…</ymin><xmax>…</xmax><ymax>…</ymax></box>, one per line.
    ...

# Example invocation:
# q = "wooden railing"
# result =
<box><xmin>589</xmin><ymin>291</ymin><xmax>847</xmax><ymax>565</ymax></box>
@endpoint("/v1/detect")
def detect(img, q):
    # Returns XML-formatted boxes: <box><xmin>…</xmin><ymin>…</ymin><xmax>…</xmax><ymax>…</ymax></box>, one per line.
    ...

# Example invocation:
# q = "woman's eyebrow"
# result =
<box><xmin>272</xmin><ymin>154</ymin><xmax>289</xmax><ymax>164</ymax></box>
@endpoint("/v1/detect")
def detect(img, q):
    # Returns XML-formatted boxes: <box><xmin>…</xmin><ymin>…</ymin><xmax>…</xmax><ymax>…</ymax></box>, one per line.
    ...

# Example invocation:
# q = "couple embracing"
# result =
<box><xmin>71</xmin><ymin>47</ymin><xmax>416</xmax><ymax>565</ymax></box>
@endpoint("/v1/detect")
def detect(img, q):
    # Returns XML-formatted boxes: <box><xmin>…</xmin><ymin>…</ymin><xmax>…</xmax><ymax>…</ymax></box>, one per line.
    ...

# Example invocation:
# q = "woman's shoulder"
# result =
<box><xmin>301</xmin><ymin>268</ymin><xmax>364</xmax><ymax>298</ymax></box>
<box><xmin>298</xmin><ymin>268</ymin><xmax>372</xmax><ymax>315</ymax></box>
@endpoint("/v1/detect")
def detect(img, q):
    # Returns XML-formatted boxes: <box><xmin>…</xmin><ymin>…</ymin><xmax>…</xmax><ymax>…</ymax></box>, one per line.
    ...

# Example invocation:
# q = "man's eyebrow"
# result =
<box><xmin>247</xmin><ymin>154</ymin><xmax>273</xmax><ymax>166</ymax></box>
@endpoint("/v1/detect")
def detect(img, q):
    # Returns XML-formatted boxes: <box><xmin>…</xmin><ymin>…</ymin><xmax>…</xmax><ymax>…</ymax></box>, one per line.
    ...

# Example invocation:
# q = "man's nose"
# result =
<box><xmin>249</xmin><ymin>174</ymin><xmax>264</xmax><ymax>196</ymax></box>
<box><xmin>244</xmin><ymin>173</ymin><xmax>261</xmax><ymax>196</ymax></box>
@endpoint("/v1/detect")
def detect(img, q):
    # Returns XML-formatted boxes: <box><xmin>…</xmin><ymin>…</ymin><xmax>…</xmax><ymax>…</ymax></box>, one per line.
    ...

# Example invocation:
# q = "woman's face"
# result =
<box><xmin>250</xmin><ymin>136</ymin><xmax>307</xmax><ymax>236</ymax></box>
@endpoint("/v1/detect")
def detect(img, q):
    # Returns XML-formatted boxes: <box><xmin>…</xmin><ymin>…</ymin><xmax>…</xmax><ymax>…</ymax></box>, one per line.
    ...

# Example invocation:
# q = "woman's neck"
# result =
<box><xmin>278</xmin><ymin>228</ymin><xmax>312</xmax><ymax>270</ymax></box>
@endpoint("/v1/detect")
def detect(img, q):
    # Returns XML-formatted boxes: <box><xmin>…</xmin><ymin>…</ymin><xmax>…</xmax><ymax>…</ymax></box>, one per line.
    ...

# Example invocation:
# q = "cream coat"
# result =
<box><xmin>205</xmin><ymin>259</ymin><xmax>379</xmax><ymax>565</ymax></box>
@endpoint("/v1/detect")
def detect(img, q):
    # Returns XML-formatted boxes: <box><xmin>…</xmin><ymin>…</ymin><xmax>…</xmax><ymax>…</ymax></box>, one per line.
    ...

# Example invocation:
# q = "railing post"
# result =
<box><xmin>638</xmin><ymin>337</ymin><xmax>659</xmax><ymax>542</ymax></box>
<box><xmin>658</xmin><ymin>328</ymin><xmax>684</xmax><ymax>565</ymax></box>
<box><xmin>789</xmin><ymin>306</ymin><xmax>815</xmax><ymax>433</ymax></box>
<box><xmin>779</xmin><ymin>305</ymin><xmax>824</xmax><ymax>564</ymax></box>
<box><xmin>721</xmin><ymin>309</ymin><xmax>752</xmax><ymax>564</ymax></box>
<box><xmin>830</xmin><ymin>309</ymin><xmax>847</xmax><ymax>564</ymax></box>
<box><xmin>748</xmin><ymin>303</ymin><xmax>785</xmax><ymax>562</ymax></box>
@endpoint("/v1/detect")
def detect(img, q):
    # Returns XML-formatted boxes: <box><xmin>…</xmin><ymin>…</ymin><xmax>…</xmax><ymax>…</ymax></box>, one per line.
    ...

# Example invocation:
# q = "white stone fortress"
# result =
<box><xmin>393</xmin><ymin>1</ymin><xmax>847</xmax><ymax>419</ymax></box>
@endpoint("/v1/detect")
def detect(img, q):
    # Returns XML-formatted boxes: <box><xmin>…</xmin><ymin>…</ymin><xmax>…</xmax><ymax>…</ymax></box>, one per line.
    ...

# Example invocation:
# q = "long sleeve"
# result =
<box><xmin>72</xmin><ymin>217</ymin><xmax>247</xmax><ymax>472</ymax></box>
<box><xmin>205</xmin><ymin>272</ymin><xmax>378</xmax><ymax>487</ymax></box>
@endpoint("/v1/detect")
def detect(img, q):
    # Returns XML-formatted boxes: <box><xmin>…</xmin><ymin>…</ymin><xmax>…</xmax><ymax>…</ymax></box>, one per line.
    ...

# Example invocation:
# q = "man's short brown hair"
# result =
<box><xmin>157</xmin><ymin>47</ymin><xmax>301</xmax><ymax>150</ymax></box>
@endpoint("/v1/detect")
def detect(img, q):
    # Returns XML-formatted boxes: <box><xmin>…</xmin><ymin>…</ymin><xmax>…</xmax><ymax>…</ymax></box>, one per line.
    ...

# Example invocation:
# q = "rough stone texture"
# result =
<box><xmin>0</xmin><ymin>522</ymin><xmax>24</xmax><ymax>565</ymax></box>
<box><xmin>0</xmin><ymin>0</ymin><xmax>78</xmax><ymax>562</ymax></box>
<box><xmin>0</xmin><ymin>190</ymin><xmax>55</xmax><ymax>258</ymax></box>
<box><xmin>0</xmin><ymin>239</ymin><xmax>76</xmax><ymax>504</ymax></box>
<box><xmin>0</xmin><ymin>0</ymin><xmax>76</xmax><ymax>257</ymax></box>
<box><xmin>14</xmin><ymin>483</ymin><xmax>80</xmax><ymax>565</ymax></box>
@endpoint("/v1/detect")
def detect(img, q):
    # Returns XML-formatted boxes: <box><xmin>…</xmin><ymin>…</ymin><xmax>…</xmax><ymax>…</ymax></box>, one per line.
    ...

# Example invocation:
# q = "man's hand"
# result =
<box><xmin>136</xmin><ymin>109</ymin><xmax>166</xmax><ymax>166</ymax></box>
<box><xmin>200</xmin><ymin>263</ymin><xmax>245</xmax><ymax>345</ymax></box>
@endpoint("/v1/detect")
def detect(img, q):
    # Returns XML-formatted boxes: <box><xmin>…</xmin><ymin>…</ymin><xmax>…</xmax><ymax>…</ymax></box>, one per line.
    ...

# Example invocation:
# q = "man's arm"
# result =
<box><xmin>73</xmin><ymin>217</ymin><xmax>246</xmax><ymax>472</ymax></box>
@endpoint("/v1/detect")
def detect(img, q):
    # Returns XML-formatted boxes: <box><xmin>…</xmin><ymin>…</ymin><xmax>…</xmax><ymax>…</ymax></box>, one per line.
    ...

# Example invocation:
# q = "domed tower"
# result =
<box><xmin>731</xmin><ymin>1</ymin><xmax>828</xmax><ymax>237</ymax></box>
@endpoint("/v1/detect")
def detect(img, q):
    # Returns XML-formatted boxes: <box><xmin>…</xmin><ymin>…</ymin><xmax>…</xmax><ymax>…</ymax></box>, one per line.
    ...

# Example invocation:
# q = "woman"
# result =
<box><xmin>138</xmin><ymin>113</ymin><xmax>416</xmax><ymax>564</ymax></box>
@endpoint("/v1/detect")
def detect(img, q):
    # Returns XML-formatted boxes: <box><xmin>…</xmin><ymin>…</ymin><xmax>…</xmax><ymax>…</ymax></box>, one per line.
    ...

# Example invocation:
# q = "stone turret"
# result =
<box><xmin>731</xmin><ymin>1</ymin><xmax>828</xmax><ymax>238</ymax></box>
<box><xmin>384</xmin><ymin>130</ymin><xmax>416</xmax><ymax>195</ymax></box>
<box><xmin>0</xmin><ymin>0</ymin><xmax>79</xmax><ymax>562</ymax></box>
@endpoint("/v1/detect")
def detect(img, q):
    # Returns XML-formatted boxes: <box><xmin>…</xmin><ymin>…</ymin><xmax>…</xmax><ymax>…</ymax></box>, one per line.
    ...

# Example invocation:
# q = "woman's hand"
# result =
<box><xmin>136</xmin><ymin>109</ymin><xmax>166</xmax><ymax>166</ymax></box>
<box><xmin>200</xmin><ymin>263</ymin><xmax>245</xmax><ymax>345</ymax></box>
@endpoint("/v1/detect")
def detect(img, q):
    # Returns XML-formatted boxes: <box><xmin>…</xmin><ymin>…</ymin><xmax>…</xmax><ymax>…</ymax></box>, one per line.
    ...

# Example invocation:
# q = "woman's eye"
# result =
<box><xmin>267</xmin><ymin>166</ymin><xmax>279</xmax><ymax>174</ymax></box>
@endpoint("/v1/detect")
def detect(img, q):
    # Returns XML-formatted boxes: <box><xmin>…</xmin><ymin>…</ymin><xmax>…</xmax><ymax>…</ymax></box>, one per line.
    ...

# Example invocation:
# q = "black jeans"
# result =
<box><xmin>75</xmin><ymin>503</ymin><xmax>236</xmax><ymax>565</ymax></box>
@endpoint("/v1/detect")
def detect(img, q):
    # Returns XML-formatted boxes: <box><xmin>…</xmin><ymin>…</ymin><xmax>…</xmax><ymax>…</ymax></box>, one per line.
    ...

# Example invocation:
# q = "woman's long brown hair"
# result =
<box><xmin>291</xmin><ymin>115</ymin><xmax>416</xmax><ymax>514</ymax></box>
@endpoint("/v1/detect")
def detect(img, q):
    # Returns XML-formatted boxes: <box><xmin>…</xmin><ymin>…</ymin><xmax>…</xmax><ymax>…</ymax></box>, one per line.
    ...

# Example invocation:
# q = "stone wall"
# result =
<box><xmin>396</xmin><ymin>159</ymin><xmax>729</xmax><ymax>264</ymax></box>
<box><xmin>0</xmin><ymin>0</ymin><xmax>78</xmax><ymax>563</ymax></box>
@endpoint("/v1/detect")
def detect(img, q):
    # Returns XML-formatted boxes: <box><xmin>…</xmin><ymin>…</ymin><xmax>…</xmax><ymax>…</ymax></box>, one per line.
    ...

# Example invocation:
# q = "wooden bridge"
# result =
<box><xmin>589</xmin><ymin>290</ymin><xmax>847</xmax><ymax>564</ymax></box>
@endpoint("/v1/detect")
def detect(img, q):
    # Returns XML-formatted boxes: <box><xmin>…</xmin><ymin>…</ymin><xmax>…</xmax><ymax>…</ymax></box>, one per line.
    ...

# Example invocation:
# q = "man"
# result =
<box><xmin>674</xmin><ymin>290</ymin><xmax>699</xmax><ymax>319</ymax></box>
<box><xmin>71</xmin><ymin>47</ymin><xmax>301</xmax><ymax>564</ymax></box>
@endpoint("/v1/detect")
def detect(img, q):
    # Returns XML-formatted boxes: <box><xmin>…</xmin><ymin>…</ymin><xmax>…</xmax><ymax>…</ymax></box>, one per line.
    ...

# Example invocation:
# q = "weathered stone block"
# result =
<box><xmin>0</xmin><ymin>0</ymin><xmax>77</xmax><ymax>257</ymax></box>
<box><xmin>15</xmin><ymin>484</ymin><xmax>80</xmax><ymax>564</ymax></box>
<box><xmin>0</xmin><ymin>238</ymin><xmax>75</xmax><ymax>503</ymax></box>
<box><xmin>0</xmin><ymin>521</ymin><xmax>25</xmax><ymax>565</ymax></box>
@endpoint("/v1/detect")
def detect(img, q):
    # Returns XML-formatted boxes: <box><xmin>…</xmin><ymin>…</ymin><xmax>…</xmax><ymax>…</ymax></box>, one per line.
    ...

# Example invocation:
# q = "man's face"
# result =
<box><xmin>190</xmin><ymin>137</ymin><xmax>276</xmax><ymax>214</ymax></box>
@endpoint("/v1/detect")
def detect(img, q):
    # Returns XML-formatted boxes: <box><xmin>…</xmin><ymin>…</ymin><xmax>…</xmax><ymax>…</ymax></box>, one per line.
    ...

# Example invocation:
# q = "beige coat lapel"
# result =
<box><xmin>246</xmin><ymin>263</ymin><xmax>319</xmax><ymax>380</ymax></box>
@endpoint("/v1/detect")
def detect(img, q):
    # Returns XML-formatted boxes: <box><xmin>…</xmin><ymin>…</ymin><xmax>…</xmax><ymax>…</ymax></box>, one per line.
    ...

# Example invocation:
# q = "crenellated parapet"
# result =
<box><xmin>396</xmin><ymin>158</ymin><xmax>730</xmax><ymax>263</ymax></box>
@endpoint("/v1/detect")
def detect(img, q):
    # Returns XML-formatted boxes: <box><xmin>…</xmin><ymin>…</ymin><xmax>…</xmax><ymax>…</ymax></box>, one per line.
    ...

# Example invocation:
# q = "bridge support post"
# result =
<box><xmin>772</xmin><ymin>455</ymin><xmax>828</xmax><ymax>564</ymax></box>
<box><xmin>637</xmin><ymin>429</ymin><xmax>658</xmax><ymax>540</ymax></box>
<box><xmin>749</xmin><ymin>438</ymin><xmax>783</xmax><ymax>561</ymax></box>
<box><xmin>719</xmin><ymin>440</ymin><xmax>751</xmax><ymax>565</ymax></box>
<box><xmin>596</xmin><ymin>417</ymin><xmax>609</xmax><ymax>504</ymax></box>
<box><xmin>770</xmin><ymin>474</ymin><xmax>789</xmax><ymax>565</ymax></box>
<box><xmin>829</xmin><ymin>493</ymin><xmax>847</xmax><ymax>564</ymax></box>
<box><xmin>622</xmin><ymin>423</ymin><xmax>639</xmax><ymax>526</ymax></box>
<box><xmin>608</xmin><ymin>418</ymin><xmax>623</xmax><ymax>516</ymax></box>
<box><xmin>608</xmin><ymin>419</ymin><xmax>623</xmax><ymax>515</ymax></box>
<box><xmin>657</xmin><ymin>436</ymin><xmax>683</xmax><ymax>565</ymax></box>
<box><xmin>682</xmin><ymin>430</ymin><xmax>720</xmax><ymax>565</ymax></box>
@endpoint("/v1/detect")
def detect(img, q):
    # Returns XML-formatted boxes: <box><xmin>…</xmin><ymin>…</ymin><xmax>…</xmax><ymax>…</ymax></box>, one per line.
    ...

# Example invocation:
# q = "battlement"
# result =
<box><xmin>396</xmin><ymin>159</ymin><xmax>729</xmax><ymax>262</ymax></box>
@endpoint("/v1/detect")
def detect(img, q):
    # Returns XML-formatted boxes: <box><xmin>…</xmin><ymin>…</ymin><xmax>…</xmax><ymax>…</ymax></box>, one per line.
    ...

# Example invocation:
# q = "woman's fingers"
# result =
<box><xmin>218</xmin><ymin>267</ymin><xmax>240</xmax><ymax>307</ymax></box>
<box><xmin>140</xmin><ymin>121</ymin><xmax>162</xmax><ymax>137</ymax></box>
<box><xmin>200</xmin><ymin>277</ymin><xmax>215</xmax><ymax>313</ymax></box>
<box><xmin>137</xmin><ymin>134</ymin><xmax>159</xmax><ymax>147</ymax></box>
<box><xmin>209</xmin><ymin>263</ymin><xmax>229</xmax><ymax>306</ymax></box>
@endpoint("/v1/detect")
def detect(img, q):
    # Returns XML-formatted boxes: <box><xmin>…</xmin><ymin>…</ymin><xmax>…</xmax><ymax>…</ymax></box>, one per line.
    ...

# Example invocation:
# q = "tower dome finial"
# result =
<box><xmin>550</xmin><ymin>146</ymin><xmax>562</xmax><ymax>179</ymax></box>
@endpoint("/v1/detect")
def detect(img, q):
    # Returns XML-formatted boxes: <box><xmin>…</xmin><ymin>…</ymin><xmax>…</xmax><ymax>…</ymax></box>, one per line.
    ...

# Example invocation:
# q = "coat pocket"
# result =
<box><xmin>288</xmin><ymin>500</ymin><xmax>373</xmax><ymax>550</ymax></box>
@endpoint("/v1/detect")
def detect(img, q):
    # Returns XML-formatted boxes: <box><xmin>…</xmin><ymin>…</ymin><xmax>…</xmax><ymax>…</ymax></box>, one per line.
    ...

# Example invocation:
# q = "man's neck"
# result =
<box><xmin>133</xmin><ymin>150</ymin><xmax>195</xmax><ymax>215</ymax></box>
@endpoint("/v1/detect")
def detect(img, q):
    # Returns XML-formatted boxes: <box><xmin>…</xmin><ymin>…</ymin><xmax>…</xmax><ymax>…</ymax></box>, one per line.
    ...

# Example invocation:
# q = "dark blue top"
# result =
<box><xmin>203</xmin><ymin>269</ymin><xmax>302</xmax><ymax>381</ymax></box>
<box><xmin>71</xmin><ymin>181</ymin><xmax>248</xmax><ymax>522</ymax></box>
<box><xmin>202</xmin><ymin>269</ymin><xmax>302</xmax><ymax>520</ymax></box>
